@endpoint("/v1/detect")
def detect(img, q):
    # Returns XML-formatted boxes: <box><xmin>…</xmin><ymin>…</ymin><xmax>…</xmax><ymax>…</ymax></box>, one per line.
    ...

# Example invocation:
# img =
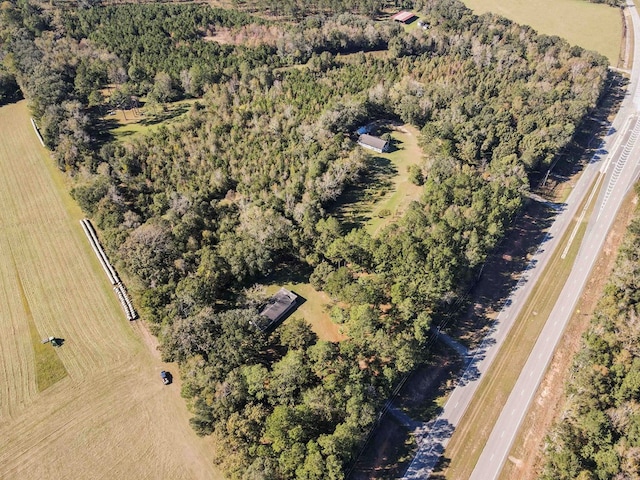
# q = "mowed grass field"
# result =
<box><xmin>461</xmin><ymin>0</ymin><xmax>622</xmax><ymax>65</ymax></box>
<box><xmin>0</xmin><ymin>101</ymin><xmax>221</xmax><ymax>480</ymax></box>
<box><xmin>108</xmin><ymin>98</ymin><xmax>198</xmax><ymax>141</ymax></box>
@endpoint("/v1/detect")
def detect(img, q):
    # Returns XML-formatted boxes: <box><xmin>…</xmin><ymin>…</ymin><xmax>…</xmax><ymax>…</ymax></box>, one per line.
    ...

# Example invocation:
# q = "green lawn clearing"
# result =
<box><xmin>265</xmin><ymin>280</ymin><xmax>346</xmax><ymax>342</ymax></box>
<box><xmin>336</xmin><ymin>124</ymin><xmax>424</xmax><ymax>236</ymax></box>
<box><xmin>461</xmin><ymin>0</ymin><xmax>622</xmax><ymax>66</ymax></box>
<box><xmin>14</xmin><ymin>263</ymin><xmax>68</xmax><ymax>392</ymax></box>
<box><xmin>106</xmin><ymin>98</ymin><xmax>198</xmax><ymax>140</ymax></box>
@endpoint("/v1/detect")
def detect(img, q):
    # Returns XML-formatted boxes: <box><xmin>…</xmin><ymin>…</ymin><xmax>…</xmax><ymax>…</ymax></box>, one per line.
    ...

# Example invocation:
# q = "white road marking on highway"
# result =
<box><xmin>466</xmin><ymin>4</ymin><xmax>640</xmax><ymax>479</ymax></box>
<box><xmin>600</xmin><ymin>116</ymin><xmax>632</xmax><ymax>173</ymax></box>
<box><xmin>561</xmin><ymin>172</ymin><xmax>605</xmax><ymax>259</ymax></box>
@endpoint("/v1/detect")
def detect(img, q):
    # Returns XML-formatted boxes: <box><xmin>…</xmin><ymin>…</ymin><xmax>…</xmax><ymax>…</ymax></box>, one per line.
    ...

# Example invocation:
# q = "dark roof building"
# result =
<box><xmin>358</xmin><ymin>134</ymin><xmax>389</xmax><ymax>154</ymax></box>
<box><xmin>391</xmin><ymin>11</ymin><xmax>417</xmax><ymax>23</ymax></box>
<box><xmin>256</xmin><ymin>288</ymin><xmax>298</xmax><ymax>331</ymax></box>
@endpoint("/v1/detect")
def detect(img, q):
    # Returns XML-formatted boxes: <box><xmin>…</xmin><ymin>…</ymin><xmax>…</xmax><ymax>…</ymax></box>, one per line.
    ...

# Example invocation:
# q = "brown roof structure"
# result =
<box><xmin>391</xmin><ymin>11</ymin><xmax>417</xmax><ymax>23</ymax></box>
<box><xmin>257</xmin><ymin>288</ymin><xmax>298</xmax><ymax>331</ymax></box>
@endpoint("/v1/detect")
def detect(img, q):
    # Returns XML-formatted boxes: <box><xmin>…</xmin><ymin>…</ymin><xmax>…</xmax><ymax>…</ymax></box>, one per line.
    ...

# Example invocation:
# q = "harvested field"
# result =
<box><xmin>461</xmin><ymin>0</ymin><xmax>622</xmax><ymax>65</ymax></box>
<box><xmin>0</xmin><ymin>101</ymin><xmax>221</xmax><ymax>480</ymax></box>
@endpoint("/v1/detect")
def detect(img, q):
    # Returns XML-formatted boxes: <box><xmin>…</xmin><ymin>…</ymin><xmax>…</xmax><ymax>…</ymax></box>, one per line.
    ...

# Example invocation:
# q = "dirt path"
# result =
<box><xmin>0</xmin><ymin>101</ymin><xmax>220</xmax><ymax>480</ymax></box>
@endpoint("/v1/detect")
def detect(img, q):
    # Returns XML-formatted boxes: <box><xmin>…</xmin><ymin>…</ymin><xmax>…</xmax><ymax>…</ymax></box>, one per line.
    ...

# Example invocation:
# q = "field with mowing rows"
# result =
<box><xmin>0</xmin><ymin>101</ymin><xmax>220</xmax><ymax>480</ymax></box>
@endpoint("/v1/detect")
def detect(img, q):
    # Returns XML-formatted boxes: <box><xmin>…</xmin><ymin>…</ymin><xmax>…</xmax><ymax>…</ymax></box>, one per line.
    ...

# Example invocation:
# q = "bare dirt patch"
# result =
<box><xmin>203</xmin><ymin>24</ymin><xmax>282</xmax><ymax>47</ymax></box>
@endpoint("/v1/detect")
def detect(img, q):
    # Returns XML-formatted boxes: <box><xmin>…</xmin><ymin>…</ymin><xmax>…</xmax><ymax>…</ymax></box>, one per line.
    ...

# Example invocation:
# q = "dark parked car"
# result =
<box><xmin>160</xmin><ymin>370</ymin><xmax>170</xmax><ymax>385</ymax></box>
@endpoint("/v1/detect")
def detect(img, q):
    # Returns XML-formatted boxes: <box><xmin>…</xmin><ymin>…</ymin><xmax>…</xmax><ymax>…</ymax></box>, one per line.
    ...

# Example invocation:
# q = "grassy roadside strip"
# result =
<box><xmin>499</xmin><ymin>189</ymin><xmax>638</xmax><ymax>480</ymax></box>
<box><xmin>438</xmin><ymin>180</ymin><xmax>600</xmax><ymax>479</ymax></box>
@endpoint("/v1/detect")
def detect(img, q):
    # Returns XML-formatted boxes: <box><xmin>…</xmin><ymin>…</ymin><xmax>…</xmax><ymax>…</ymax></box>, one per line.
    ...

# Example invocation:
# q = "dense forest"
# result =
<box><xmin>541</xmin><ymin>187</ymin><xmax>640</xmax><ymax>479</ymax></box>
<box><xmin>0</xmin><ymin>0</ymin><xmax>610</xmax><ymax>478</ymax></box>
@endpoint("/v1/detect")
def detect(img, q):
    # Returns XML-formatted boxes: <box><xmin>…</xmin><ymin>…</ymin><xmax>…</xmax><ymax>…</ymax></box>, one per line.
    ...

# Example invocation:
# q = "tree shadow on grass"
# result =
<box><xmin>140</xmin><ymin>102</ymin><xmax>191</xmax><ymax>127</ymax></box>
<box><xmin>330</xmin><ymin>155</ymin><xmax>399</xmax><ymax>231</ymax></box>
<box><xmin>0</xmin><ymin>89</ymin><xmax>24</xmax><ymax>107</ymax></box>
<box><xmin>430</xmin><ymin>456</ymin><xmax>452</xmax><ymax>479</ymax></box>
<box><xmin>90</xmin><ymin>116</ymin><xmax>120</xmax><ymax>147</ymax></box>
<box><xmin>263</xmin><ymin>261</ymin><xmax>314</xmax><ymax>287</ymax></box>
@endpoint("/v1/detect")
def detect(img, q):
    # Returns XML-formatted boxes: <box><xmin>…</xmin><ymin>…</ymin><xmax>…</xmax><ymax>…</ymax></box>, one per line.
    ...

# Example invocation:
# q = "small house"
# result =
<box><xmin>256</xmin><ymin>288</ymin><xmax>299</xmax><ymax>331</ymax></box>
<box><xmin>358</xmin><ymin>134</ymin><xmax>389</xmax><ymax>154</ymax></box>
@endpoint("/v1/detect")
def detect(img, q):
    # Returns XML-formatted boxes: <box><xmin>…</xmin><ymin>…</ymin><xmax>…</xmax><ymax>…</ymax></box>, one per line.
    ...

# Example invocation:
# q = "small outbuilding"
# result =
<box><xmin>391</xmin><ymin>11</ymin><xmax>417</xmax><ymax>24</ymax></box>
<box><xmin>256</xmin><ymin>288</ymin><xmax>299</xmax><ymax>331</ymax></box>
<box><xmin>358</xmin><ymin>133</ymin><xmax>389</xmax><ymax>154</ymax></box>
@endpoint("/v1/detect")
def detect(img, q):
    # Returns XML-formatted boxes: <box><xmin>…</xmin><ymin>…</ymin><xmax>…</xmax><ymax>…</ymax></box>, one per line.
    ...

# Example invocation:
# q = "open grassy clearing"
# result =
<box><xmin>15</xmin><ymin>262</ymin><xmax>68</xmax><ymax>392</ymax></box>
<box><xmin>0</xmin><ymin>100</ymin><xmax>220</xmax><ymax>480</ymax></box>
<box><xmin>262</xmin><ymin>125</ymin><xmax>424</xmax><ymax>344</ymax></box>
<box><xmin>104</xmin><ymin>98</ymin><xmax>198</xmax><ymax>140</ymax></box>
<box><xmin>264</xmin><ymin>276</ymin><xmax>346</xmax><ymax>342</ymax></box>
<box><xmin>336</xmin><ymin>124</ymin><xmax>423</xmax><ymax>235</ymax></box>
<box><xmin>437</xmin><ymin>183</ymin><xmax>595</xmax><ymax>479</ymax></box>
<box><xmin>461</xmin><ymin>0</ymin><xmax>622</xmax><ymax>65</ymax></box>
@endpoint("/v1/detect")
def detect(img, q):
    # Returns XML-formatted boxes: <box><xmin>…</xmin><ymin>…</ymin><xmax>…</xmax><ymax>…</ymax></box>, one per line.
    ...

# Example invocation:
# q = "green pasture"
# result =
<box><xmin>264</xmin><ymin>278</ymin><xmax>345</xmax><ymax>343</ymax></box>
<box><xmin>462</xmin><ymin>0</ymin><xmax>622</xmax><ymax>65</ymax></box>
<box><xmin>17</xmin><ymin>268</ymin><xmax>68</xmax><ymax>392</ymax></box>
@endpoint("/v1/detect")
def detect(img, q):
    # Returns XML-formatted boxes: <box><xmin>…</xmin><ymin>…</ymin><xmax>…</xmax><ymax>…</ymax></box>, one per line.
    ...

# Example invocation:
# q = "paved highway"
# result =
<box><xmin>403</xmin><ymin>1</ymin><xmax>640</xmax><ymax>478</ymax></box>
<box><xmin>470</xmin><ymin>1</ymin><xmax>640</xmax><ymax>476</ymax></box>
